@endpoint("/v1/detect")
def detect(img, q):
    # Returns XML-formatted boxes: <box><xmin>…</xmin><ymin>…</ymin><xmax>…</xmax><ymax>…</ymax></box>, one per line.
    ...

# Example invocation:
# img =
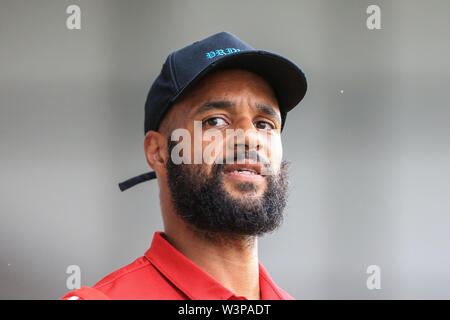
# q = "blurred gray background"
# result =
<box><xmin>1</xmin><ymin>0</ymin><xmax>449</xmax><ymax>299</ymax></box>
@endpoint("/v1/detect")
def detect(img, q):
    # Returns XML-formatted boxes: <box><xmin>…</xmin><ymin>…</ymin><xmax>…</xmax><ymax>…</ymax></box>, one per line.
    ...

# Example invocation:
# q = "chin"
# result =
<box><xmin>225</xmin><ymin>182</ymin><xmax>265</xmax><ymax>197</ymax></box>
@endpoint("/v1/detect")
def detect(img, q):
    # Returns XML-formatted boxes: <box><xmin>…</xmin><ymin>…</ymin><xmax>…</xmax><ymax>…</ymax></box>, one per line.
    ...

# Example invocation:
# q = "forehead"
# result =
<box><xmin>183</xmin><ymin>69</ymin><xmax>278</xmax><ymax>105</ymax></box>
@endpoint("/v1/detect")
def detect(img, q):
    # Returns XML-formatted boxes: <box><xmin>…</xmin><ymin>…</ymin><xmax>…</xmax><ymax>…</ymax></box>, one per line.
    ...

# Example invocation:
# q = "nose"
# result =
<box><xmin>225</xmin><ymin>117</ymin><xmax>266</xmax><ymax>163</ymax></box>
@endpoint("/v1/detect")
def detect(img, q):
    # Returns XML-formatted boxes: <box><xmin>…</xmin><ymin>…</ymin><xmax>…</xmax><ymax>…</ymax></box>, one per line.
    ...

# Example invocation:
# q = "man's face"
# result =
<box><xmin>163</xmin><ymin>69</ymin><xmax>289</xmax><ymax>237</ymax></box>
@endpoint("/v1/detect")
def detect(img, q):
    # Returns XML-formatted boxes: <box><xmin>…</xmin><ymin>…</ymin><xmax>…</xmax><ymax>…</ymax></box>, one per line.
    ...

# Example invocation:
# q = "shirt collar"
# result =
<box><xmin>144</xmin><ymin>231</ymin><xmax>288</xmax><ymax>300</ymax></box>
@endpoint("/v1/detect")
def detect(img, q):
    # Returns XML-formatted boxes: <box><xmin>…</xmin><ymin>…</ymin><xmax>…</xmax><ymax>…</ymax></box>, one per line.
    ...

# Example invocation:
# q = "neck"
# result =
<box><xmin>164</xmin><ymin>224</ymin><xmax>261</xmax><ymax>300</ymax></box>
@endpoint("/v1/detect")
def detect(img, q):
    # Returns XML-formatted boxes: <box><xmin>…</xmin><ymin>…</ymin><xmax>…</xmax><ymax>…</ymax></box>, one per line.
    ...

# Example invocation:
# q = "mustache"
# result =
<box><xmin>213</xmin><ymin>149</ymin><xmax>274</xmax><ymax>175</ymax></box>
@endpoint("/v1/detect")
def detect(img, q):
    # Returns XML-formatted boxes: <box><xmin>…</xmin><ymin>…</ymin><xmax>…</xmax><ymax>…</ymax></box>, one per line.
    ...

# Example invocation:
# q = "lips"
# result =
<box><xmin>222</xmin><ymin>160</ymin><xmax>265</xmax><ymax>181</ymax></box>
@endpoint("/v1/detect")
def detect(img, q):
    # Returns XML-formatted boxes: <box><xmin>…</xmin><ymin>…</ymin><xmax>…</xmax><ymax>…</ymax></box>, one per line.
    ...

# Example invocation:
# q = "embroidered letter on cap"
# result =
<box><xmin>205</xmin><ymin>48</ymin><xmax>240</xmax><ymax>59</ymax></box>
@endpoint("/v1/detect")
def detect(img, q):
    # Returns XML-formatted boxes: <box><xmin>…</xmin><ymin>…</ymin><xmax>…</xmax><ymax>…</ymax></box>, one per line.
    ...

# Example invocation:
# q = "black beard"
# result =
<box><xmin>165</xmin><ymin>139</ymin><xmax>289</xmax><ymax>241</ymax></box>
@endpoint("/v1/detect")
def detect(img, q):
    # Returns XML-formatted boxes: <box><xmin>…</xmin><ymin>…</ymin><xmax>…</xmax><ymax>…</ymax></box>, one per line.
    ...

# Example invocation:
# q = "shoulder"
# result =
<box><xmin>61</xmin><ymin>255</ymin><xmax>180</xmax><ymax>300</ymax></box>
<box><xmin>61</xmin><ymin>257</ymin><xmax>150</xmax><ymax>300</ymax></box>
<box><xmin>93</xmin><ymin>256</ymin><xmax>151</xmax><ymax>289</ymax></box>
<box><xmin>61</xmin><ymin>256</ymin><xmax>154</xmax><ymax>300</ymax></box>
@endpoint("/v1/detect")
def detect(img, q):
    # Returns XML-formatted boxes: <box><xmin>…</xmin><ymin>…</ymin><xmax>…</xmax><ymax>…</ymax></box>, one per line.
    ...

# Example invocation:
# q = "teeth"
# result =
<box><xmin>232</xmin><ymin>169</ymin><xmax>256</xmax><ymax>174</ymax></box>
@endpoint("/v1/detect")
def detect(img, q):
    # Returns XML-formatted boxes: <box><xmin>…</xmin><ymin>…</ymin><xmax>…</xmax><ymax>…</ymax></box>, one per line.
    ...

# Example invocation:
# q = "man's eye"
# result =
<box><xmin>255</xmin><ymin>121</ymin><xmax>275</xmax><ymax>130</ymax></box>
<box><xmin>203</xmin><ymin>117</ymin><xmax>227</xmax><ymax>127</ymax></box>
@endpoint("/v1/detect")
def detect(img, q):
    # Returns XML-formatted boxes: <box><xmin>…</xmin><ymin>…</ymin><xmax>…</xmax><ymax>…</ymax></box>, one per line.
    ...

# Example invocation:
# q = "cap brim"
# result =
<box><xmin>169</xmin><ymin>50</ymin><xmax>307</xmax><ymax>127</ymax></box>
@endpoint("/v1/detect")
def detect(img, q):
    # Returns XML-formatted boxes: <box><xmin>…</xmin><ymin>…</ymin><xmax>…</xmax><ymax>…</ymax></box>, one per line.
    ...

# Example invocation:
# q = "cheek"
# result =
<box><xmin>202</xmin><ymin>129</ymin><xmax>226</xmax><ymax>165</ymax></box>
<box><xmin>266</xmin><ymin>134</ymin><xmax>283</xmax><ymax>172</ymax></box>
<box><xmin>189</xmin><ymin>120</ymin><xmax>210</xmax><ymax>164</ymax></box>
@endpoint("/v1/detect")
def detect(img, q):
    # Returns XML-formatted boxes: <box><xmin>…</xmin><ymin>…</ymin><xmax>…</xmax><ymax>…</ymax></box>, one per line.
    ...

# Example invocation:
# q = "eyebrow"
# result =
<box><xmin>195</xmin><ymin>100</ymin><xmax>235</xmax><ymax>114</ymax></box>
<box><xmin>255</xmin><ymin>103</ymin><xmax>281</xmax><ymax>126</ymax></box>
<box><xmin>194</xmin><ymin>100</ymin><xmax>281</xmax><ymax>126</ymax></box>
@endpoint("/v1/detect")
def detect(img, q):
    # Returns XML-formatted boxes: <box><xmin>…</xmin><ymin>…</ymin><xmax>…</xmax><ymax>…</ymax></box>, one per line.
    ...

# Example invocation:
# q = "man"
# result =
<box><xmin>62</xmin><ymin>31</ymin><xmax>307</xmax><ymax>300</ymax></box>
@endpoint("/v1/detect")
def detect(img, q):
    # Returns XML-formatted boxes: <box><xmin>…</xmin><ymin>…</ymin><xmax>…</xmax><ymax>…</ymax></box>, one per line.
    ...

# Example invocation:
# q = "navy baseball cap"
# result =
<box><xmin>118</xmin><ymin>31</ymin><xmax>307</xmax><ymax>191</ymax></box>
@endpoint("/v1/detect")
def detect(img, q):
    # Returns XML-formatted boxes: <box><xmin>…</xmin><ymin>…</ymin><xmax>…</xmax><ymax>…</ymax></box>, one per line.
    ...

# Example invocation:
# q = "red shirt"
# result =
<box><xmin>62</xmin><ymin>231</ymin><xmax>294</xmax><ymax>300</ymax></box>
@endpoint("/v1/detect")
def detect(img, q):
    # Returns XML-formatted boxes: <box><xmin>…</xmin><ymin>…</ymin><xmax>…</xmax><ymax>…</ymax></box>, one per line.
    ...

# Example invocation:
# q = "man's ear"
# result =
<box><xmin>144</xmin><ymin>130</ymin><xmax>168</xmax><ymax>172</ymax></box>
